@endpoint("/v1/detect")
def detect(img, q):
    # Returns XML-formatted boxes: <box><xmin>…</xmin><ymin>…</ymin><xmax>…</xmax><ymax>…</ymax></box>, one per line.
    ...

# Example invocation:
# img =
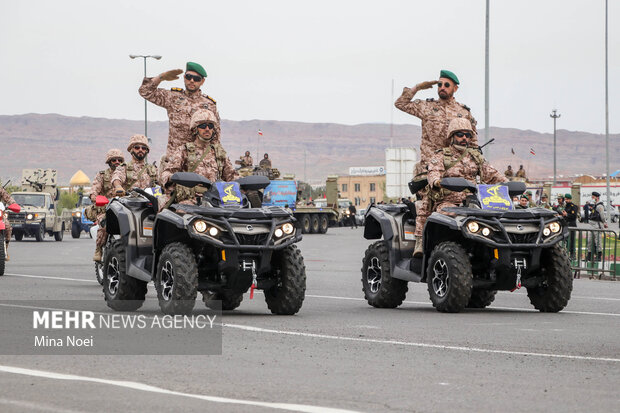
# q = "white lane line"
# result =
<box><xmin>223</xmin><ymin>323</ymin><xmax>620</xmax><ymax>363</ymax></box>
<box><xmin>498</xmin><ymin>290</ymin><xmax>620</xmax><ymax>302</ymax></box>
<box><xmin>304</xmin><ymin>294</ymin><xmax>620</xmax><ymax>317</ymax></box>
<box><xmin>0</xmin><ymin>398</ymin><xmax>82</xmax><ymax>413</ymax></box>
<box><xmin>5</xmin><ymin>273</ymin><xmax>620</xmax><ymax>316</ymax></box>
<box><xmin>5</xmin><ymin>273</ymin><xmax>98</xmax><ymax>284</ymax></box>
<box><xmin>0</xmin><ymin>365</ymin><xmax>361</xmax><ymax>413</ymax></box>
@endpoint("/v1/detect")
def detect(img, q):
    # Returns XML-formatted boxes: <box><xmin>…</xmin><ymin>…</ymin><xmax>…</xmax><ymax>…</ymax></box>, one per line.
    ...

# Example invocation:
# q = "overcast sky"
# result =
<box><xmin>1</xmin><ymin>0</ymin><xmax>617</xmax><ymax>134</ymax></box>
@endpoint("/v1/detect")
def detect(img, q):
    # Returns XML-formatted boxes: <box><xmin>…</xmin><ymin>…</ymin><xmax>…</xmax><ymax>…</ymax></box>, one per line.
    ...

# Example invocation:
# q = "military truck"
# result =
<box><xmin>9</xmin><ymin>169</ymin><xmax>66</xmax><ymax>242</ymax></box>
<box><xmin>262</xmin><ymin>176</ymin><xmax>340</xmax><ymax>234</ymax></box>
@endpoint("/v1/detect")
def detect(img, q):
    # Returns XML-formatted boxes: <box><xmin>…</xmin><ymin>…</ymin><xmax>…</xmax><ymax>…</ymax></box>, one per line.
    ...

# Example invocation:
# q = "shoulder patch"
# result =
<box><xmin>171</xmin><ymin>87</ymin><xmax>183</xmax><ymax>92</ymax></box>
<box><xmin>206</xmin><ymin>95</ymin><xmax>216</xmax><ymax>104</ymax></box>
<box><xmin>98</xmin><ymin>170</ymin><xmax>106</xmax><ymax>175</ymax></box>
<box><xmin>426</xmin><ymin>98</ymin><xmax>435</xmax><ymax>102</ymax></box>
<box><xmin>460</xmin><ymin>103</ymin><xmax>471</xmax><ymax>111</ymax></box>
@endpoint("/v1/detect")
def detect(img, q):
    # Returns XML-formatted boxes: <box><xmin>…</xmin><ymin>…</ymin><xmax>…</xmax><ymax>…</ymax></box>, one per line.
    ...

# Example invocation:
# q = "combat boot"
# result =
<box><xmin>4</xmin><ymin>253</ymin><xmax>8</xmax><ymax>261</ymax></box>
<box><xmin>93</xmin><ymin>247</ymin><xmax>102</xmax><ymax>262</ymax></box>
<box><xmin>413</xmin><ymin>237</ymin><xmax>423</xmax><ymax>258</ymax></box>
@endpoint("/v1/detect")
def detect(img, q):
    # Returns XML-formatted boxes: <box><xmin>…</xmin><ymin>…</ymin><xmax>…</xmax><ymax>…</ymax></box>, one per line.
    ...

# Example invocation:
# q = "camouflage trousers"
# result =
<box><xmin>95</xmin><ymin>213</ymin><xmax>107</xmax><ymax>249</ymax></box>
<box><xmin>414</xmin><ymin>194</ymin><xmax>431</xmax><ymax>238</ymax></box>
<box><xmin>2</xmin><ymin>217</ymin><xmax>11</xmax><ymax>246</ymax></box>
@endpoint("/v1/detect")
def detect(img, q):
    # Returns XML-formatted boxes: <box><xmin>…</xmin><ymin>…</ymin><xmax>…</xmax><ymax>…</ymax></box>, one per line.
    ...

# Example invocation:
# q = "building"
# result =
<box><xmin>337</xmin><ymin>174</ymin><xmax>386</xmax><ymax>208</ymax></box>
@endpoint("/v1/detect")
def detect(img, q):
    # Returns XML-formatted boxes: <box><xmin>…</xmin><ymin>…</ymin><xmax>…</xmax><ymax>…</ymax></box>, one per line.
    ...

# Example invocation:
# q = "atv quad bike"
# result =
<box><xmin>100</xmin><ymin>173</ymin><xmax>306</xmax><ymax>315</ymax></box>
<box><xmin>362</xmin><ymin>178</ymin><xmax>572</xmax><ymax>313</ymax></box>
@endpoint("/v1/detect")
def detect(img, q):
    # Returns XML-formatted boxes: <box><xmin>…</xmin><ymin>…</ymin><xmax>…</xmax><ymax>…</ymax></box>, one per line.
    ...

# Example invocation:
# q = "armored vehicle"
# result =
<box><xmin>100</xmin><ymin>173</ymin><xmax>306</xmax><ymax>315</ymax></box>
<box><xmin>361</xmin><ymin>178</ymin><xmax>572</xmax><ymax>313</ymax></box>
<box><xmin>9</xmin><ymin>169</ymin><xmax>66</xmax><ymax>242</ymax></box>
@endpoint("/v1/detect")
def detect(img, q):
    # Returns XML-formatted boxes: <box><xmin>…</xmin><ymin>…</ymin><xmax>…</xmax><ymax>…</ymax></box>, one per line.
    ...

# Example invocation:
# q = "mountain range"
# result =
<box><xmin>1</xmin><ymin>113</ymin><xmax>617</xmax><ymax>186</ymax></box>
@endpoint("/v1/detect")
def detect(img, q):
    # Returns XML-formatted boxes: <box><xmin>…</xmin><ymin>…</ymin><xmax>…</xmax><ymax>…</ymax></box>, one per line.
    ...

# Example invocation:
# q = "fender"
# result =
<box><xmin>363</xmin><ymin>208</ymin><xmax>395</xmax><ymax>241</ymax></box>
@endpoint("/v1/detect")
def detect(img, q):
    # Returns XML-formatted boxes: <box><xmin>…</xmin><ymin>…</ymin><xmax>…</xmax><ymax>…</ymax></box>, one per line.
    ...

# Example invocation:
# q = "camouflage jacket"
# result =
<box><xmin>111</xmin><ymin>159</ymin><xmax>158</xmax><ymax>190</ymax></box>
<box><xmin>0</xmin><ymin>187</ymin><xmax>15</xmax><ymax>206</ymax></box>
<box><xmin>89</xmin><ymin>168</ymin><xmax>116</xmax><ymax>199</ymax></box>
<box><xmin>139</xmin><ymin>77</ymin><xmax>220</xmax><ymax>154</ymax></box>
<box><xmin>395</xmin><ymin>87</ymin><xmax>477</xmax><ymax>172</ymax></box>
<box><xmin>161</xmin><ymin>141</ymin><xmax>238</xmax><ymax>188</ymax></box>
<box><xmin>427</xmin><ymin>146</ymin><xmax>506</xmax><ymax>205</ymax></box>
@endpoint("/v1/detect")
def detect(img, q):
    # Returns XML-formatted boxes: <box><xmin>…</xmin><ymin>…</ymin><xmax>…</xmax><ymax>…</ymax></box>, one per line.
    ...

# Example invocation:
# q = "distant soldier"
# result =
<box><xmin>259</xmin><ymin>153</ymin><xmax>272</xmax><ymax>169</ymax></box>
<box><xmin>395</xmin><ymin>70</ymin><xmax>478</xmax><ymax>254</ymax></box>
<box><xmin>540</xmin><ymin>193</ymin><xmax>552</xmax><ymax>209</ymax></box>
<box><xmin>424</xmin><ymin>118</ymin><xmax>506</xmax><ymax>256</ymax></box>
<box><xmin>161</xmin><ymin>110</ymin><xmax>238</xmax><ymax>205</ymax></box>
<box><xmin>588</xmin><ymin>191</ymin><xmax>608</xmax><ymax>263</ymax></box>
<box><xmin>89</xmin><ymin>149</ymin><xmax>124</xmax><ymax>262</ymax></box>
<box><xmin>112</xmin><ymin>134</ymin><xmax>159</xmax><ymax>195</ymax></box>
<box><xmin>554</xmin><ymin>195</ymin><xmax>565</xmax><ymax>215</ymax></box>
<box><xmin>240</xmin><ymin>151</ymin><xmax>253</xmax><ymax>167</ymax></box>
<box><xmin>138</xmin><ymin>62</ymin><xmax>219</xmax><ymax>155</ymax></box>
<box><xmin>515</xmin><ymin>195</ymin><xmax>529</xmax><ymax>209</ymax></box>
<box><xmin>525</xmin><ymin>190</ymin><xmax>536</xmax><ymax>208</ymax></box>
<box><xmin>563</xmin><ymin>193</ymin><xmax>578</xmax><ymax>260</ymax></box>
<box><xmin>504</xmin><ymin>165</ymin><xmax>514</xmax><ymax>178</ymax></box>
<box><xmin>0</xmin><ymin>187</ymin><xmax>18</xmax><ymax>260</ymax></box>
<box><xmin>515</xmin><ymin>165</ymin><xmax>526</xmax><ymax>179</ymax></box>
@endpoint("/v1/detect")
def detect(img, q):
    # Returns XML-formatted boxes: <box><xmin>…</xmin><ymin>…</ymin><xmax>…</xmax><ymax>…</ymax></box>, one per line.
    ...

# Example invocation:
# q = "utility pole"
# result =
<box><xmin>390</xmin><ymin>79</ymin><xmax>394</xmax><ymax>148</ymax></box>
<box><xmin>550</xmin><ymin>109</ymin><xmax>561</xmax><ymax>185</ymax></box>
<box><xmin>604</xmin><ymin>0</ymin><xmax>611</xmax><ymax>221</ymax></box>
<box><xmin>129</xmin><ymin>54</ymin><xmax>162</xmax><ymax>143</ymax></box>
<box><xmin>484</xmin><ymin>0</ymin><xmax>490</xmax><ymax>158</ymax></box>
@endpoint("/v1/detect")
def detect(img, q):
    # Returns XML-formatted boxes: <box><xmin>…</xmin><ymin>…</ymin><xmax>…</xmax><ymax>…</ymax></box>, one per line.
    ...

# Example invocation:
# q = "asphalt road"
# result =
<box><xmin>0</xmin><ymin>227</ymin><xmax>619</xmax><ymax>413</ymax></box>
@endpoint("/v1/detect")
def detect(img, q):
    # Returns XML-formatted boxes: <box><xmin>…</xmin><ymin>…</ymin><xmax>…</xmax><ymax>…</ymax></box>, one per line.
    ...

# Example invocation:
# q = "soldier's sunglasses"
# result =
<box><xmin>197</xmin><ymin>123</ymin><xmax>215</xmax><ymax>130</ymax></box>
<box><xmin>109</xmin><ymin>158</ymin><xmax>123</xmax><ymax>163</ymax></box>
<box><xmin>133</xmin><ymin>145</ymin><xmax>148</xmax><ymax>151</ymax></box>
<box><xmin>185</xmin><ymin>73</ymin><xmax>203</xmax><ymax>82</ymax></box>
<box><xmin>437</xmin><ymin>82</ymin><xmax>452</xmax><ymax>88</ymax></box>
<box><xmin>454</xmin><ymin>132</ymin><xmax>472</xmax><ymax>138</ymax></box>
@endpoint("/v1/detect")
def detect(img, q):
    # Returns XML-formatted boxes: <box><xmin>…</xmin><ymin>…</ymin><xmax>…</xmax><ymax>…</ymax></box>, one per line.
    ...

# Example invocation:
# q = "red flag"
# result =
<box><xmin>530</xmin><ymin>148</ymin><xmax>536</xmax><ymax>155</ymax></box>
<box><xmin>258</xmin><ymin>129</ymin><xmax>263</xmax><ymax>136</ymax></box>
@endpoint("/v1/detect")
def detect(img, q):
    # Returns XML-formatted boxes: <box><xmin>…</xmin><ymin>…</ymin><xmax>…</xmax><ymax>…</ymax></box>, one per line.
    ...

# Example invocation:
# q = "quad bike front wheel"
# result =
<box><xmin>264</xmin><ymin>245</ymin><xmax>306</xmax><ymax>315</ymax></box>
<box><xmin>156</xmin><ymin>242</ymin><xmax>198</xmax><ymax>315</ymax></box>
<box><xmin>103</xmin><ymin>240</ymin><xmax>147</xmax><ymax>311</ymax></box>
<box><xmin>526</xmin><ymin>244</ymin><xmax>573</xmax><ymax>312</ymax></box>
<box><xmin>361</xmin><ymin>241</ymin><xmax>408</xmax><ymax>308</ymax></box>
<box><xmin>427</xmin><ymin>241</ymin><xmax>473</xmax><ymax>313</ymax></box>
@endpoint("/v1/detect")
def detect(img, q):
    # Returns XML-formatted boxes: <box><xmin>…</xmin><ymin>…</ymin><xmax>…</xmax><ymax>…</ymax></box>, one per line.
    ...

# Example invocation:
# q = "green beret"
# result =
<box><xmin>564</xmin><ymin>193</ymin><xmax>572</xmax><ymax>199</ymax></box>
<box><xmin>525</xmin><ymin>190</ymin><xmax>533</xmax><ymax>196</ymax></box>
<box><xmin>439</xmin><ymin>69</ymin><xmax>459</xmax><ymax>85</ymax></box>
<box><xmin>520</xmin><ymin>195</ymin><xmax>529</xmax><ymax>200</ymax></box>
<box><xmin>186</xmin><ymin>62</ymin><xmax>207</xmax><ymax>78</ymax></box>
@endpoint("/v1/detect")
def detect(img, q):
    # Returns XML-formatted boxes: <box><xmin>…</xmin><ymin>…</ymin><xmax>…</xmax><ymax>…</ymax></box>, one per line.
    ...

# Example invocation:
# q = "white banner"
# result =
<box><xmin>349</xmin><ymin>166</ymin><xmax>385</xmax><ymax>176</ymax></box>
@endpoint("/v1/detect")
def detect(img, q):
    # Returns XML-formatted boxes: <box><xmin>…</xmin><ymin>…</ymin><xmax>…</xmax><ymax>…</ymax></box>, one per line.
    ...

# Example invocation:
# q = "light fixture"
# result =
<box><xmin>467</xmin><ymin>221</ymin><xmax>480</xmax><ymax>233</ymax></box>
<box><xmin>282</xmin><ymin>223</ymin><xmax>294</xmax><ymax>234</ymax></box>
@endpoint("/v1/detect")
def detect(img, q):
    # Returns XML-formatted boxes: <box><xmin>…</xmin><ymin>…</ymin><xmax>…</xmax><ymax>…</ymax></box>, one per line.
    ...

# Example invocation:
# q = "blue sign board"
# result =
<box><xmin>477</xmin><ymin>184</ymin><xmax>514</xmax><ymax>211</ymax></box>
<box><xmin>262</xmin><ymin>181</ymin><xmax>298</xmax><ymax>208</ymax></box>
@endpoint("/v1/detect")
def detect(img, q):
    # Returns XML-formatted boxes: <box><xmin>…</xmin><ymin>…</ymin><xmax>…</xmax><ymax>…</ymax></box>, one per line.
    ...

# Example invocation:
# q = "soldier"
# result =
<box><xmin>139</xmin><ymin>62</ymin><xmax>219</xmax><ymax>155</ymax></box>
<box><xmin>111</xmin><ymin>134</ymin><xmax>159</xmax><ymax>195</ymax></box>
<box><xmin>394</xmin><ymin>70</ymin><xmax>478</xmax><ymax>253</ymax></box>
<box><xmin>504</xmin><ymin>165</ymin><xmax>514</xmax><ymax>178</ymax></box>
<box><xmin>259</xmin><ymin>153</ymin><xmax>272</xmax><ymax>169</ymax></box>
<box><xmin>540</xmin><ymin>193</ymin><xmax>552</xmax><ymax>209</ymax></box>
<box><xmin>424</xmin><ymin>118</ymin><xmax>506</xmax><ymax>256</ymax></box>
<box><xmin>89</xmin><ymin>149</ymin><xmax>124</xmax><ymax>262</ymax></box>
<box><xmin>161</xmin><ymin>109</ymin><xmax>238</xmax><ymax>205</ymax></box>
<box><xmin>515</xmin><ymin>165</ymin><xmax>527</xmax><ymax>179</ymax></box>
<box><xmin>525</xmin><ymin>190</ymin><xmax>536</xmax><ymax>208</ymax></box>
<box><xmin>515</xmin><ymin>195</ymin><xmax>530</xmax><ymax>209</ymax></box>
<box><xmin>240</xmin><ymin>151</ymin><xmax>253</xmax><ymax>167</ymax></box>
<box><xmin>563</xmin><ymin>193</ymin><xmax>578</xmax><ymax>260</ymax></box>
<box><xmin>0</xmin><ymin>187</ymin><xmax>19</xmax><ymax>261</ymax></box>
<box><xmin>588</xmin><ymin>191</ymin><xmax>608</xmax><ymax>263</ymax></box>
<box><xmin>554</xmin><ymin>195</ymin><xmax>565</xmax><ymax>215</ymax></box>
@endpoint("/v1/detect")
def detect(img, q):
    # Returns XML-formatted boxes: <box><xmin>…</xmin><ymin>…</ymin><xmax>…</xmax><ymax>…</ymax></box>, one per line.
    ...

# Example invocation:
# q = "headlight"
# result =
<box><xmin>467</xmin><ymin>221</ymin><xmax>480</xmax><ymax>233</ymax></box>
<box><xmin>549</xmin><ymin>222</ymin><xmax>561</xmax><ymax>233</ymax></box>
<box><xmin>193</xmin><ymin>220</ymin><xmax>207</xmax><ymax>233</ymax></box>
<box><xmin>282</xmin><ymin>223</ymin><xmax>294</xmax><ymax>234</ymax></box>
<box><xmin>274</xmin><ymin>228</ymin><xmax>284</xmax><ymax>238</ymax></box>
<box><xmin>75</xmin><ymin>212</ymin><xmax>81</xmax><ymax>218</ymax></box>
<box><xmin>543</xmin><ymin>228</ymin><xmax>551</xmax><ymax>236</ymax></box>
<box><xmin>27</xmin><ymin>213</ymin><xmax>33</xmax><ymax>220</ymax></box>
<box><xmin>481</xmin><ymin>227</ymin><xmax>491</xmax><ymax>236</ymax></box>
<box><xmin>208</xmin><ymin>227</ymin><xmax>219</xmax><ymax>237</ymax></box>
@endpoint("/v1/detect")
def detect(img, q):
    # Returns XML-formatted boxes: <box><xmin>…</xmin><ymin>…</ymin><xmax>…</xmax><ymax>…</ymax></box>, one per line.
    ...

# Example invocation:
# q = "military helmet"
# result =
<box><xmin>105</xmin><ymin>148</ymin><xmax>124</xmax><ymax>164</ymax></box>
<box><xmin>190</xmin><ymin>109</ymin><xmax>218</xmax><ymax>131</ymax></box>
<box><xmin>447</xmin><ymin>118</ymin><xmax>474</xmax><ymax>137</ymax></box>
<box><xmin>127</xmin><ymin>134</ymin><xmax>149</xmax><ymax>152</ymax></box>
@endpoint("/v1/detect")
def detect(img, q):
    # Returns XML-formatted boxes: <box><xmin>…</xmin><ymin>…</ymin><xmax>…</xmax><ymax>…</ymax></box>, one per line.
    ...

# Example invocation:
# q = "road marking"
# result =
<box><xmin>5</xmin><ymin>273</ymin><xmax>620</xmax><ymax>316</ymax></box>
<box><xmin>0</xmin><ymin>398</ymin><xmax>83</xmax><ymax>413</ymax></box>
<box><xmin>0</xmin><ymin>365</ymin><xmax>361</xmax><ymax>413</ymax></box>
<box><xmin>223</xmin><ymin>323</ymin><xmax>620</xmax><ymax>363</ymax></box>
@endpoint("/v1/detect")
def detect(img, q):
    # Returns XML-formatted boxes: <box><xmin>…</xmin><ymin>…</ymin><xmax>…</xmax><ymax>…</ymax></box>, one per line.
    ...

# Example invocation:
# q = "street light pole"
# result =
<box><xmin>129</xmin><ymin>54</ymin><xmax>162</xmax><ymax>142</ymax></box>
<box><xmin>604</xmin><ymin>0</ymin><xmax>611</xmax><ymax>222</ymax></box>
<box><xmin>484</xmin><ymin>0</ymin><xmax>490</xmax><ymax>158</ymax></box>
<box><xmin>550</xmin><ymin>109</ymin><xmax>560</xmax><ymax>185</ymax></box>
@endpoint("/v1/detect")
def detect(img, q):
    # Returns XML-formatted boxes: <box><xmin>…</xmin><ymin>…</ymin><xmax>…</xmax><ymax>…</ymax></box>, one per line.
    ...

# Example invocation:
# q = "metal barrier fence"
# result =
<box><xmin>565</xmin><ymin>228</ymin><xmax>618</xmax><ymax>280</ymax></box>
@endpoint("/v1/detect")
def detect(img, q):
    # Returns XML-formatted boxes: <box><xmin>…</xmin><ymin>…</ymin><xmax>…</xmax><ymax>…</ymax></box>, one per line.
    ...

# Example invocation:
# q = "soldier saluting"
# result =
<box><xmin>139</xmin><ymin>62</ymin><xmax>220</xmax><ymax>155</ymax></box>
<box><xmin>395</xmin><ymin>70</ymin><xmax>478</xmax><ymax>255</ymax></box>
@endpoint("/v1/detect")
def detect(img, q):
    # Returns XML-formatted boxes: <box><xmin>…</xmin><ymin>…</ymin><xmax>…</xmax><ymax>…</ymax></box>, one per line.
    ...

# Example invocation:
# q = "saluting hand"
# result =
<box><xmin>159</xmin><ymin>69</ymin><xmax>183</xmax><ymax>81</ymax></box>
<box><xmin>415</xmin><ymin>80</ymin><xmax>439</xmax><ymax>90</ymax></box>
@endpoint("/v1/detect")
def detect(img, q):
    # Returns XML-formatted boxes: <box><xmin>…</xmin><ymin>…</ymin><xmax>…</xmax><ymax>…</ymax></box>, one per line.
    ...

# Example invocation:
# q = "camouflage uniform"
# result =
<box><xmin>240</xmin><ymin>155</ymin><xmax>253</xmax><ymax>167</ymax></box>
<box><xmin>89</xmin><ymin>168</ymin><xmax>116</xmax><ymax>249</ymax></box>
<box><xmin>427</xmin><ymin>147</ymin><xmax>507</xmax><ymax>215</ymax></box>
<box><xmin>515</xmin><ymin>167</ymin><xmax>527</xmax><ymax>178</ymax></box>
<box><xmin>395</xmin><ymin>88</ymin><xmax>478</xmax><ymax>237</ymax></box>
<box><xmin>259</xmin><ymin>157</ymin><xmax>272</xmax><ymax>169</ymax></box>
<box><xmin>0</xmin><ymin>187</ymin><xmax>16</xmax><ymax>243</ymax></box>
<box><xmin>139</xmin><ymin>77</ymin><xmax>220</xmax><ymax>154</ymax></box>
<box><xmin>111</xmin><ymin>160</ymin><xmax>158</xmax><ymax>190</ymax></box>
<box><xmin>160</xmin><ymin>110</ymin><xmax>238</xmax><ymax>205</ymax></box>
